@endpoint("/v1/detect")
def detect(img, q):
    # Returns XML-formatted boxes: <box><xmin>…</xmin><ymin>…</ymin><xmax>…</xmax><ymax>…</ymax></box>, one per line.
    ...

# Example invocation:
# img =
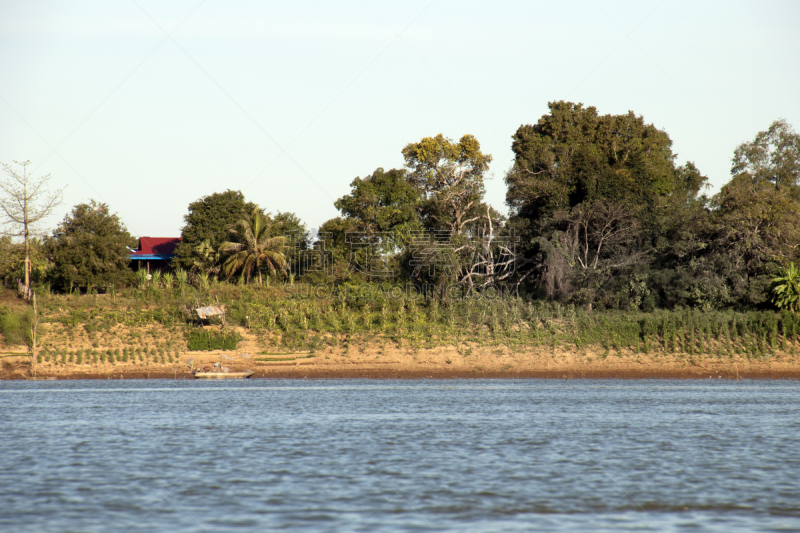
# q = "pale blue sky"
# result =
<box><xmin>1</xmin><ymin>0</ymin><xmax>798</xmax><ymax>239</ymax></box>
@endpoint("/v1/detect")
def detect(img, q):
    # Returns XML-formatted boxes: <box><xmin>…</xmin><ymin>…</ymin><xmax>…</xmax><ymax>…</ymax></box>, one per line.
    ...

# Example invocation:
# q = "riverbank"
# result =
<box><xmin>3</xmin><ymin>344</ymin><xmax>800</xmax><ymax>380</ymax></box>
<box><xmin>2</xmin><ymin>288</ymin><xmax>800</xmax><ymax>380</ymax></box>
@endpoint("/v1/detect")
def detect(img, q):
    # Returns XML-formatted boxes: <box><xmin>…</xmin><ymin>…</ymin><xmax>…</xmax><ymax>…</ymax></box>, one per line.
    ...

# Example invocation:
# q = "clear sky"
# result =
<box><xmin>1</xmin><ymin>0</ymin><xmax>798</xmax><ymax>239</ymax></box>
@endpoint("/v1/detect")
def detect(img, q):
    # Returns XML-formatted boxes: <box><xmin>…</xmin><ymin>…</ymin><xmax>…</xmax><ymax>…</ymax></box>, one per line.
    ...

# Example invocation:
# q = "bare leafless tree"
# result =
<box><xmin>458</xmin><ymin>207</ymin><xmax>516</xmax><ymax>294</ymax></box>
<box><xmin>557</xmin><ymin>201</ymin><xmax>644</xmax><ymax>273</ymax></box>
<box><xmin>545</xmin><ymin>201</ymin><xmax>648</xmax><ymax>308</ymax></box>
<box><xmin>0</xmin><ymin>160</ymin><xmax>64</xmax><ymax>296</ymax></box>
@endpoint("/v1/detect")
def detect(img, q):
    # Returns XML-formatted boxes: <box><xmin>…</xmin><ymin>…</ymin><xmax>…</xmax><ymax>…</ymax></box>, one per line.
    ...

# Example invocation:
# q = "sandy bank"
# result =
<box><xmin>3</xmin><ymin>344</ymin><xmax>799</xmax><ymax>380</ymax></box>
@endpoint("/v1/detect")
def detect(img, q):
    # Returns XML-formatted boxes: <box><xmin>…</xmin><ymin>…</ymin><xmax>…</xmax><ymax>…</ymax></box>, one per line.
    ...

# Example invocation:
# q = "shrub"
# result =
<box><xmin>0</xmin><ymin>308</ymin><xmax>33</xmax><ymax>347</ymax></box>
<box><xmin>187</xmin><ymin>329</ymin><xmax>241</xmax><ymax>351</ymax></box>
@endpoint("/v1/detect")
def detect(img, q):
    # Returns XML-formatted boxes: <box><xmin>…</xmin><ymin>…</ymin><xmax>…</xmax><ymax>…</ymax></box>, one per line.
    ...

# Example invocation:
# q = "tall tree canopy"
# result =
<box><xmin>324</xmin><ymin>168</ymin><xmax>421</xmax><ymax>282</ymax></box>
<box><xmin>505</xmin><ymin>102</ymin><xmax>708</xmax><ymax>307</ymax></box>
<box><xmin>318</xmin><ymin>136</ymin><xmax>500</xmax><ymax>290</ymax></box>
<box><xmin>506</xmin><ymin>101</ymin><xmax>702</xmax><ymax>223</ymax></box>
<box><xmin>665</xmin><ymin>123</ymin><xmax>800</xmax><ymax>309</ymax></box>
<box><xmin>48</xmin><ymin>201</ymin><xmax>136</xmax><ymax>291</ymax></box>
<box><xmin>175</xmin><ymin>190</ymin><xmax>257</xmax><ymax>272</ymax></box>
<box><xmin>402</xmin><ymin>134</ymin><xmax>492</xmax><ymax>236</ymax></box>
<box><xmin>335</xmin><ymin>168</ymin><xmax>419</xmax><ymax>233</ymax></box>
<box><xmin>272</xmin><ymin>211</ymin><xmax>310</xmax><ymax>277</ymax></box>
<box><xmin>334</xmin><ymin>167</ymin><xmax>420</xmax><ymax>246</ymax></box>
<box><xmin>732</xmin><ymin>119</ymin><xmax>800</xmax><ymax>189</ymax></box>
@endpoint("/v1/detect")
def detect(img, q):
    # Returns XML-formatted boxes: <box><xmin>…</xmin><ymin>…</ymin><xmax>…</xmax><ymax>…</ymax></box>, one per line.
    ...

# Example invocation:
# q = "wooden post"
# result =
<box><xmin>31</xmin><ymin>292</ymin><xmax>38</xmax><ymax>377</ymax></box>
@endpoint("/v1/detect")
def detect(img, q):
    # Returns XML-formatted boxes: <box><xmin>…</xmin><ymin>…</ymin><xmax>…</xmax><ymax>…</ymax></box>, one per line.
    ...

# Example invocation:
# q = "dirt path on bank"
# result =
<box><xmin>3</xmin><ymin>343</ymin><xmax>800</xmax><ymax>380</ymax></box>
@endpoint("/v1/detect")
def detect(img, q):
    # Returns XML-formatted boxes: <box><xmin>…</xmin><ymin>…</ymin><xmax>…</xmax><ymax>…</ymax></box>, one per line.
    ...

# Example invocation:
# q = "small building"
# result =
<box><xmin>129</xmin><ymin>237</ymin><xmax>181</xmax><ymax>273</ymax></box>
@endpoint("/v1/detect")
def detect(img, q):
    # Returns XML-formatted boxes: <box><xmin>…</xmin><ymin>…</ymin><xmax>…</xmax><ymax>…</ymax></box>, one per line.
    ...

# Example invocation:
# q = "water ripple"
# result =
<box><xmin>1</xmin><ymin>379</ymin><xmax>799</xmax><ymax>532</ymax></box>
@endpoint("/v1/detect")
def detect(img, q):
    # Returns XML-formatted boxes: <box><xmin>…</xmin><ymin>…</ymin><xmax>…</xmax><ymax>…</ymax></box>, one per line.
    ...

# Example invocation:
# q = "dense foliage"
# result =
<box><xmin>501</xmin><ymin>103</ymin><xmax>800</xmax><ymax>311</ymax></box>
<box><xmin>3</xmin><ymin>101</ymin><xmax>797</xmax><ymax>314</ymax></box>
<box><xmin>174</xmin><ymin>190</ymin><xmax>258</xmax><ymax>273</ymax></box>
<box><xmin>47</xmin><ymin>201</ymin><xmax>136</xmax><ymax>291</ymax></box>
<box><xmin>0</xmin><ymin>236</ymin><xmax>49</xmax><ymax>287</ymax></box>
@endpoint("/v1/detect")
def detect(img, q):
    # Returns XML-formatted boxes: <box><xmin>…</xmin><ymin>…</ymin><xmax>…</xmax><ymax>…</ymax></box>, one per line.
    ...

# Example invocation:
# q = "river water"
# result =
<box><xmin>1</xmin><ymin>379</ymin><xmax>799</xmax><ymax>532</ymax></box>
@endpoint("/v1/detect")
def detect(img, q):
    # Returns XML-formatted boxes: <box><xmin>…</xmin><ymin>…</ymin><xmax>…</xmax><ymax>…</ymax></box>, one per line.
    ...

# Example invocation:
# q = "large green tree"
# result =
<box><xmin>732</xmin><ymin>119</ymin><xmax>800</xmax><ymax>189</ymax></box>
<box><xmin>48</xmin><ymin>201</ymin><xmax>136</xmax><ymax>291</ymax></box>
<box><xmin>676</xmin><ymin>167</ymin><xmax>800</xmax><ymax>309</ymax></box>
<box><xmin>506</xmin><ymin>101</ymin><xmax>700</xmax><ymax>224</ymax></box>
<box><xmin>313</xmin><ymin>216</ymin><xmax>361</xmax><ymax>282</ymax></box>
<box><xmin>505</xmin><ymin>101</ymin><xmax>707</xmax><ymax>307</ymax></box>
<box><xmin>175</xmin><ymin>190</ymin><xmax>257</xmax><ymax>272</ymax></box>
<box><xmin>334</xmin><ymin>167</ymin><xmax>420</xmax><ymax>243</ymax></box>
<box><xmin>647</xmin><ymin>121</ymin><xmax>800</xmax><ymax>310</ymax></box>
<box><xmin>272</xmin><ymin>211</ymin><xmax>310</xmax><ymax>277</ymax></box>
<box><xmin>317</xmin><ymin>168</ymin><xmax>421</xmax><ymax>282</ymax></box>
<box><xmin>402</xmin><ymin>134</ymin><xmax>492</xmax><ymax>236</ymax></box>
<box><xmin>319</xmin><ymin>136</ymin><xmax>506</xmax><ymax>293</ymax></box>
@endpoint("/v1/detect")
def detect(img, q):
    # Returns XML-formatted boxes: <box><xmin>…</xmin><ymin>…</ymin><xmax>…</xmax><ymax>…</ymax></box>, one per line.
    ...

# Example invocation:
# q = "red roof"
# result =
<box><xmin>131</xmin><ymin>237</ymin><xmax>181</xmax><ymax>256</ymax></box>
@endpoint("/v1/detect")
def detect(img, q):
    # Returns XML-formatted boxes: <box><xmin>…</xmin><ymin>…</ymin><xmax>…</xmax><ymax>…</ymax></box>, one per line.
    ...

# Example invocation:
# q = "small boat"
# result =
<box><xmin>193</xmin><ymin>371</ymin><xmax>254</xmax><ymax>379</ymax></box>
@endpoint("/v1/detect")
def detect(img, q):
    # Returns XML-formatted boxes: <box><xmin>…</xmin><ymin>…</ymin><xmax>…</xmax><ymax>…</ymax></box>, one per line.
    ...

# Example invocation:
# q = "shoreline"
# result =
<box><xmin>5</xmin><ymin>339</ymin><xmax>800</xmax><ymax>381</ymax></box>
<box><xmin>4</xmin><ymin>357</ymin><xmax>800</xmax><ymax>381</ymax></box>
<box><xmin>6</xmin><ymin>371</ymin><xmax>800</xmax><ymax>380</ymax></box>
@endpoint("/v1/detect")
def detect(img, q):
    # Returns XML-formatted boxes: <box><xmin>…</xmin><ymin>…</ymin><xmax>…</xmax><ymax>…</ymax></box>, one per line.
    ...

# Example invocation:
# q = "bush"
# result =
<box><xmin>187</xmin><ymin>329</ymin><xmax>240</xmax><ymax>351</ymax></box>
<box><xmin>0</xmin><ymin>307</ymin><xmax>33</xmax><ymax>347</ymax></box>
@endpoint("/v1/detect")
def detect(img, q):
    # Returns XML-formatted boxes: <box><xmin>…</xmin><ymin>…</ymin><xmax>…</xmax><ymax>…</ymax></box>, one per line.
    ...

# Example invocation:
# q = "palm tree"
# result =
<box><xmin>219</xmin><ymin>208</ymin><xmax>288</xmax><ymax>285</ymax></box>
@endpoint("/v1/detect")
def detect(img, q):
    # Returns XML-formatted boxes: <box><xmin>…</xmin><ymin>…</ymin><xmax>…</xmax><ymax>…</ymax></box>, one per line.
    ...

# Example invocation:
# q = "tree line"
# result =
<box><xmin>2</xmin><ymin>101</ymin><xmax>799</xmax><ymax>312</ymax></box>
